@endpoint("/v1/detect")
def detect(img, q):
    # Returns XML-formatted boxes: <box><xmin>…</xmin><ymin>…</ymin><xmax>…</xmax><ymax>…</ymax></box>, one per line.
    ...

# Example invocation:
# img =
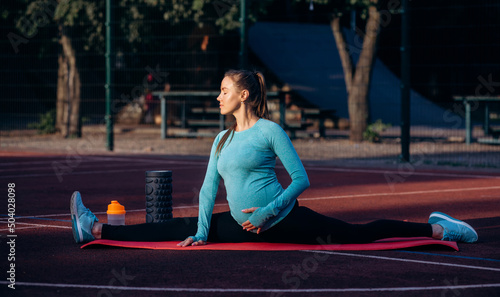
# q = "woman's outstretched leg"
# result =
<box><xmin>99</xmin><ymin>218</ymin><xmax>197</xmax><ymax>242</ymax></box>
<box><xmin>261</xmin><ymin>206</ymin><xmax>432</xmax><ymax>244</ymax></box>
<box><xmin>70</xmin><ymin>191</ymin><xmax>197</xmax><ymax>243</ymax></box>
<box><xmin>261</xmin><ymin>205</ymin><xmax>477</xmax><ymax>244</ymax></box>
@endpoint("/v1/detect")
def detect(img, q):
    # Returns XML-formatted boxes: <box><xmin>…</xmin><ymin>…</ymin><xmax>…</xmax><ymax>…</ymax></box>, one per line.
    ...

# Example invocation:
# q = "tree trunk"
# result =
<box><xmin>331</xmin><ymin>16</ymin><xmax>354</xmax><ymax>93</ymax></box>
<box><xmin>349</xmin><ymin>6</ymin><xmax>380</xmax><ymax>142</ymax></box>
<box><xmin>56</xmin><ymin>28</ymin><xmax>81</xmax><ymax>138</ymax></box>
<box><xmin>56</xmin><ymin>52</ymin><xmax>68</xmax><ymax>135</ymax></box>
<box><xmin>330</xmin><ymin>5</ymin><xmax>381</xmax><ymax>142</ymax></box>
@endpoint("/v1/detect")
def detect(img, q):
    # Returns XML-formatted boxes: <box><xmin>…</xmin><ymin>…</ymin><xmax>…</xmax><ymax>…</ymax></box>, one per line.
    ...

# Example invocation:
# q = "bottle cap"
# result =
<box><xmin>107</xmin><ymin>200</ymin><xmax>126</xmax><ymax>214</ymax></box>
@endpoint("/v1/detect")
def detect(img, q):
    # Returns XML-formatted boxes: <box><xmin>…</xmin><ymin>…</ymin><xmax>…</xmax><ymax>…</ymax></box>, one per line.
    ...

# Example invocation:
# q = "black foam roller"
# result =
<box><xmin>145</xmin><ymin>170</ymin><xmax>173</xmax><ymax>223</ymax></box>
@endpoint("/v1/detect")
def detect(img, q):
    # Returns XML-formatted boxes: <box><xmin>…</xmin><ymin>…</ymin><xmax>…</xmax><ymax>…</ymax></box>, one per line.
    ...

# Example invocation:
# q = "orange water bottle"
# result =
<box><xmin>107</xmin><ymin>201</ymin><xmax>126</xmax><ymax>225</ymax></box>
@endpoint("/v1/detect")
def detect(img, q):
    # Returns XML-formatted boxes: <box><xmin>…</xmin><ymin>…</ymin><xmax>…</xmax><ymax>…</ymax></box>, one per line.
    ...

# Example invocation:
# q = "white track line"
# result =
<box><xmin>304</xmin><ymin>166</ymin><xmax>500</xmax><ymax>179</ymax></box>
<box><xmin>303</xmin><ymin>251</ymin><xmax>500</xmax><ymax>272</ymax></box>
<box><xmin>299</xmin><ymin>185</ymin><xmax>500</xmax><ymax>202</ymax></box>
<box><xmin>86</xmin><ymin>156</ymin><xmax>208</xmax><ymax>166</ymax></box>
<box><xmin>0</xmin><ymin>281</ymin><xmax>498</xmax><ymax>293</ymax></box>
<box><xmin>0</xmin><ymin>169</ymin><xmax>148</xmax><ymax>179</ymax></box>
<box><xmin>0</xmin><ymin>221</ymin><xmax>71</xmax><ymax>230</ymax></box>
<box><xmin>0</xmin><ymin>166</ymin><xmax>205</xmax><ymax>179</ymax></box>
<box><xmin>0</xmin><ymin>157</ymin><xmax>207</xmax><ymax>167</ymax></box>
<box><xmin>0</xmin><ymin>226</ymin><xmax>71</xmax><ymax>232</ymax></box>
<box><xmin>0</xmin><ymin>160</ymin><xmax>67</xmax><ymax>167</ymax></box>
<box><xmin>0</xmin><ymin>162</ymin><xmax>160</xmax><ymax>174</ymax></box>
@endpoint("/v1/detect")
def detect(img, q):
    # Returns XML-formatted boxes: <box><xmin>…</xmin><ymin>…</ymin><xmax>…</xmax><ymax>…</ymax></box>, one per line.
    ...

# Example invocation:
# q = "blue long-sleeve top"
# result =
<box><xmin>192</xmin><ymin>118</ymin><xmax>310</xmax><ymax>242</ymax></box>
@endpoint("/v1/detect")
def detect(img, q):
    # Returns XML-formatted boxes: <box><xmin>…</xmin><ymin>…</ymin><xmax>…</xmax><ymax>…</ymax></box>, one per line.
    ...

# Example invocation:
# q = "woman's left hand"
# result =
<box><xmin>241</xmin><ymin>207</ymin><xmax>262</xmax><ymax>234</ymax></box>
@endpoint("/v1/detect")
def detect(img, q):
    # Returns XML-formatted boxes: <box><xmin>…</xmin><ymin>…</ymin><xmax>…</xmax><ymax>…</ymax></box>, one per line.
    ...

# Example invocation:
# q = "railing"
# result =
<box><xmin>453</xmin><ymin>96</ymin><xmax>500</xmax><ymax>144</ymax></box>
<box><xmin>153</xmin><ymin>91</ymin><xmax>282</xmax><ymax>139</ymax></box>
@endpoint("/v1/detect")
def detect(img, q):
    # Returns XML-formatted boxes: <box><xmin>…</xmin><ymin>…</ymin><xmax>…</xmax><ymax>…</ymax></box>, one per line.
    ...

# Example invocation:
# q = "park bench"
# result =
<box><xmin>152</xmin><ymin>90</ymin><xmax>331</xmax><ymax>138</ymax></box>
<box><xmin>453</xmin><ymin>96</ymin><xmax>500</xmax><ymax>144</ymax></box>
<box><xmin>271</xmin><ymin>108</ymin><xmax>313</xmax><ymax>139</ymax></box>
<box><xmin>188</xmin><ymin>106</ymin><xmax>226</xmax><ymax>130</ymax></box>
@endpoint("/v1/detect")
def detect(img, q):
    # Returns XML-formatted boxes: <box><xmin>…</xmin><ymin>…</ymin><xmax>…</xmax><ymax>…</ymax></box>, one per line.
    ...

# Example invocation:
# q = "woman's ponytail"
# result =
<box><xmin>254</xmin><ymin>72</ymin><xmax>269</xmax><ymax>119</ymax></box>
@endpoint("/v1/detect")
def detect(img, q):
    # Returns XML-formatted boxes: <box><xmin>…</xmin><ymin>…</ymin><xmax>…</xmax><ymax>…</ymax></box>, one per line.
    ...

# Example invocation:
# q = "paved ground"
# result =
<box><xmin>0</xmin><ymin>152</ymin><xmax>499</xmax><ymax>297</ymax></box>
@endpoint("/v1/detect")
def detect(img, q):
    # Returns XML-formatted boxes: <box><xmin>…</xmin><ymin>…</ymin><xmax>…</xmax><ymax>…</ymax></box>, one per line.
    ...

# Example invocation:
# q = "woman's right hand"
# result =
<box><xmin>177</xmin><ymin>236</ymin><xmax>206</xmax><ymax>247</ymax></box>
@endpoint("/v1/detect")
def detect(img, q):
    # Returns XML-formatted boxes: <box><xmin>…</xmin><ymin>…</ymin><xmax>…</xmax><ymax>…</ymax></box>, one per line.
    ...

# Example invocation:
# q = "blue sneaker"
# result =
<box><xmin>428</xmin><ymin>212</ymin><xmax>478</xmax><ymax>243</ymax></box>
<box><xmin>70</xmin><ymin>191</ymin><xmax>98</xmax><ymax>243</ymax></box>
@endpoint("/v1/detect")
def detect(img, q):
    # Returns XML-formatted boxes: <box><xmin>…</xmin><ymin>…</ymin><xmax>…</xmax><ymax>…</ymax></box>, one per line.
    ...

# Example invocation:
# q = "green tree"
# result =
<box><xmin>3</xmin><ymin>0</ymin><xmax>103</xmax><ymax>137</ymax></box>
<box><xmin>52</xmin><ymin>0</ymin><xmax>163</xmax><ymax>137</ymax></box>
<box><xmin>316</xmin><ymin>0</ymin><xmax>383</xmax><ymax>142</ymax></box>
<box><xmin>50</xmin><ymin>0</ymin><xmax>155</xmax><ymax>137</ymax></box>
<box><xmin>4</xmin><ymin>0</ymin><xmax>271</xmax><ymax>137</ymax></box>
<box><xmin>164</xmin><ymin>0</ymin><xmax>273</xmax><ymax>32</ymax></box>
<box><xmin>172</xmin><ymin>0</ymin><xmax>384</xmax><ymax>142</ymax></box>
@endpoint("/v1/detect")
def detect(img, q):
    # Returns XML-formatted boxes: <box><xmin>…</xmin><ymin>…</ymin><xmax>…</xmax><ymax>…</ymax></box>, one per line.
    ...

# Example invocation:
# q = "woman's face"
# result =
<box><xmin>217</xmin><ymin>76</ymin><xmax>244</xmax><ymax>115</ymax></box>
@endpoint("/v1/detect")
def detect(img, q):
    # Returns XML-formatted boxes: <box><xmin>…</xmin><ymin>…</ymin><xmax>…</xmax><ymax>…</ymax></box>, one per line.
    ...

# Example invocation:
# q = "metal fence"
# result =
<box><xmin>1</xmin><ymin>1</ymin><xmax>500</xmax><ymax>168</ymax></box>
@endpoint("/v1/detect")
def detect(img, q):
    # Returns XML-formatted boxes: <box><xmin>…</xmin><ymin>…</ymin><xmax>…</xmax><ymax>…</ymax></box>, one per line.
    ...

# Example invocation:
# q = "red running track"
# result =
<box><xmin>0</xmin><ymin>151</ymin><xmax>499</xmax><ymax>297</ymax></box>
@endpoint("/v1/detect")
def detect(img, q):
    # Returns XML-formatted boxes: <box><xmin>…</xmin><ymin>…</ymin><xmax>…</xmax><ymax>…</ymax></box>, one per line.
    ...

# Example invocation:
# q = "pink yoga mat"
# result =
<box><xmin>81</xmin><ymin>237</ymin><xmax>458</xmax><ymax>251</ymax></box>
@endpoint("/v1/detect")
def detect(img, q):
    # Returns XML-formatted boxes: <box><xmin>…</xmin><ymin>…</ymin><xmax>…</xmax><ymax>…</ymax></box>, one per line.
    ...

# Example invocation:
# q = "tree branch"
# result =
<box><xmin>330</xmin><ymin>15</ymin><xmax>354</xmax><ymax>94</ymax></box>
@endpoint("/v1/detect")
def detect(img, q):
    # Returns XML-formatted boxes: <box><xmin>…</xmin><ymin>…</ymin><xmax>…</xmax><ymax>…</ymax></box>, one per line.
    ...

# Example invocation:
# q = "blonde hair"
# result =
<box><xmin>215</xmin><ymin>69</ymin><xmax>269</xmax><ymax>156</ymax></box>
